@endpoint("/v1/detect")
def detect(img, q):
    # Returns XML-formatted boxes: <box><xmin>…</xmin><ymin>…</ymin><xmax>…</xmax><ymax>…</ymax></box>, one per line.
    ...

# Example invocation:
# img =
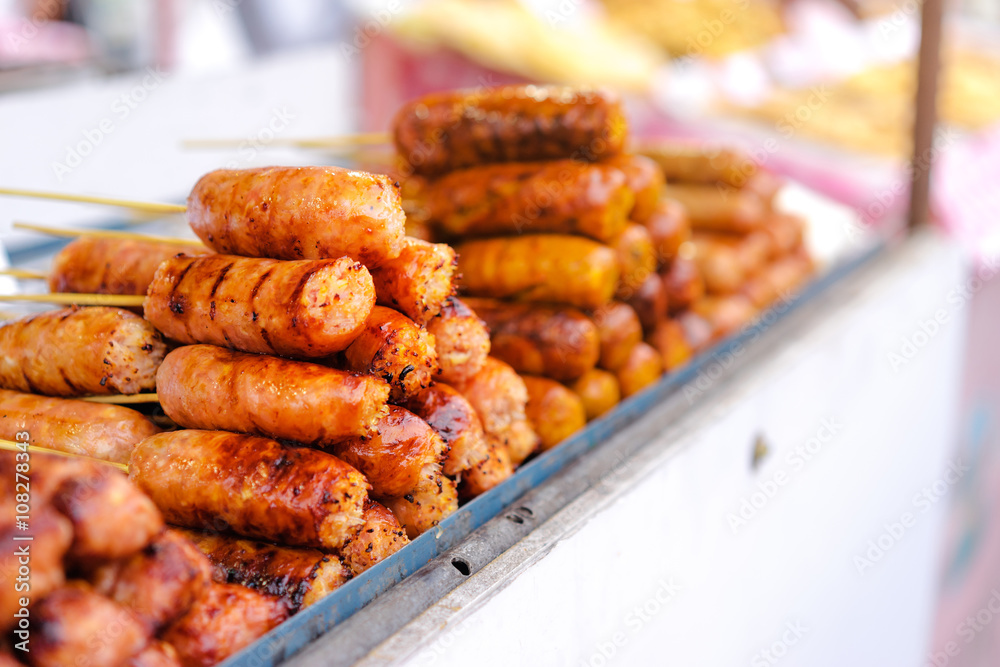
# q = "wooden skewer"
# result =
<box><xmin>0</xmin><ymin>293</ymin><xmax>145</xmax><ymax>307</ymax></box>
<box><xmin>0</xmin><ymin>438</ymin><xmax>129</xmax><ymax>472</ymax></box>
<box><xmin>0</xmin><ymin>187</ymin><xmax>186</xmax><ymax>214</ymax></box>
<box><xmin>182</xmin><ymin>131</ymin><xmax>392</xmax><ymax>150</ymax></box>
<box><xmin>0</xmin><ymin>268</ymin><xmax>47</xmax><ymax>280</ymax></box>
<box><xmin>14</xmin><ymin>222</ymin><xmax>204</xmax><ymax>247</ymax></box>
<box><xmin>81</xmin><ymin>393</ymin><xmax>160</xmax><ymax>405</ymax></box>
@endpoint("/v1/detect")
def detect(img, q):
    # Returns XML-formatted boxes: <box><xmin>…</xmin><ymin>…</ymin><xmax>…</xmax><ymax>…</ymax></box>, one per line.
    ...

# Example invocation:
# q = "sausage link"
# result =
<box><xmin>638</xmin><ymin>144</ymin><xmax>756</xmax><ymax>187</ymax></box>
<box><xmin>691</xmin><ymin>295</ymin><xmax>757</xmax><ymax>340</ymax></box>
<box><xmin>0</xmin><ymin>389</ymin><xmax>159</xmax><ymax>464</ymax></box>
<box><xmin>393</xmin><ymin>85</ymin><xmax>627</xmax><ymax>176</ymax></box>
<box><xmin>645</xmin><ymin>199</ymin><xmax>691</xmax><ymax>265</ymax></box>
<box><xmin>145</xmin><ymin>254</ymin><xmax>374</xmax><ymax>359</ymax></box>
<box><xmin>604</xmin><ymin>154</ymin><xmax>664</xmax><ymax>223</ymax></box>
<box><xmin>128</xmin><ymin>642</ymin><xmax>182</xmax><ymax>667</ymax></box>
<box><xmin>456</xmin><ymin>235</ymin><xmax>619</xmax><ymax>310</ymax></box>
<box><xmin>463</xmin><ymin>298</ymin><xmax>600</xmax><ymax>382</ymax></box>
<box><xmin>662</xmin><ymin>255</ymin><xmax>705</xmax><ymax>314</ymax></box>
<box><xmin>0</xmin><ymin>307</ymin><xmax>165</xmax><ymax>397</ymax></box>
<box><xmin>568</xmin><ymin>369</ymin><xmax>621</xmax><ymax>420</ymax></box>
<box><xmin>611</xmin><ymin>222</ymin><xmax>657</xmax><ymax>300</ymax></box>
<box><xmin>339</xmin><ymin>500</ymin><xmax>410</xmax><ymax>576</ymax></box>
<box><xmin>0</xmin><ymin>508</ymin><xmax>72</xmax><ymax>631</ymax></box>
<box><xmin>340</xmin><ymin>306</ymin><xmax>439</xmax><ymax>402</ymax></box>
<box><xmin>762</xmin><ymin>213</ymin><xmax>805</xmax><ymax>258</ymax></box>
<box><xmin>381</xmin><ymin>472</ymin><xmax>458</xmax><ymax>538</ymax></box>
<box><xmin>647</xmin><ymin>319</ymin><xmax>694</xmax><ymax>372</ymax></box>
<box><xmin>157</xmin><ymin>345</ymin><xmax>389</xmax><ymax>444</ymax></box>
<box><xmin>416</xmin><ymin>160</ymin><xmax>632</xmax><ymax>242</ymax></box>
<box><xmin>406</xmin><ymin>383</ymin><xmax>489</xmax><ymax>477</ymax></box>
<box><xmin>662</xmin><ymin>184</ymin><xmax>765</xmax><ymax>233</ymax></box>
<box><xmin>626</xmin><ymin>273</ymin><xmax>669</xmax><ymax>333</ymax></box>
<box><xmin>451</xmin><ymin>357</ymin><xmax>528</xmax><ymax>436</ymax></box>
<box><xmin>129</xmin><ymin>430</ymin><xmax>368</xmax><ymax>550</ymax></box>
<box><xmin>370</xmin><ymin>237</ymin><xmax>456</xmax><ymax>325</ymax></box>
<box><xmin>459</xmin><ymin>435</ymin><xmax>513</xmax><ymax>499</ymax></box>
<box><xmin>494</xmin><ymin>418</ymin><xmax>540</xmax><ymax>467</ymax></box>
<box><xmin>187</xmin><ymin>166</ymin><xmax>406</xmax><ymax>267</ymax></box>
<box><xmin>615</xmin><ymin>342</ymin><xmax>663</xmax><ymax>398</ymax></box>
<box><xmin>590</xmin><ymin>302</ymin><xmax>642</xmax><ymax>372</ymax></box>
<box><xmin>426</xmin><ymin>297</ymin><xmax>490</xmax><ymax>385</ymax></box>
<box><xmin>691</xmin><ymin>235</ymin><xmax>745</xmax><ymax>294</ymax></box>
<box><xmin>522</xmin><ymin>376</ymin><xmax>586</xmax><ymax>451</ymax></box>
<box><xmin>676</xmin><ymin>311</ymin><xmax>714</xmax><ymax>354</ymax></box>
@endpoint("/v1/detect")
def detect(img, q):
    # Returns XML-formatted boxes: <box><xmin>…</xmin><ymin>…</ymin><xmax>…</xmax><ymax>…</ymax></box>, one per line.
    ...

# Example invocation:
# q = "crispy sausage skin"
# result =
<box><xmin>522</xmin><ymin>376</ymin><xmax>587</xmax><ymax>451</ymax></box>
<box><xmin>0</xmin><ymin>508</ymin><xmax>72</xmax><ymax>629</ymax></box>
<box><xmin>130</xmin><ymin>430</ymin><xmax>368</xmax><ymax>551</ymax></box>
<box><xmin>406</xmin><ymin>383</ymin><xmax>490</xmax><ymax>477</ymax></box>
<box><xmin>645</xmin><ymin>199</ymin><xmax>691</xmax><ymax>265</ymax></box>
<box><xmin>615</xmin><ymin>342</ymin><xmax>664</xmax><ymax>398</ymax></box>
<box><xmin>610</xmin><ymin>223</ymin><xmax>657</xmax><ymax>300</ymax></box>
<box><xmin>178</xmin><ymin>529</ymin><xmax>350</xmax><ymax>612</ymax></box>
<box><xmin>187</xmin><ymin>166</ymin><xmax>406</xmax><ymax>267</ymax></box>
<box><xmin>49</xmin><ymin>237</ymin><xmax>207</xmax><ymax>298</ymax></box>
<box><xmin>339</xmin><ymin>500</ymin><xmax>410</xmax><ymax>576</ymax></box>
<box><xmin>604</xmin><ymin>154</ymin><xmax>664</xmax><ymax>223</ymax></box>
<box><xmin>128</xmin><ymin>642</ymin><xmax>182</xmax><ymax>667</ymax></box>
<box><xmin>90</xmin><ymin>530</ymin><xmax>213</xmax><ymax>633</ymax></box>
<box><xmin>463</xmin><ymin>298</ymin><xmax>600</xmax><ymax>382</ymax></box>
<box><xmin>590</xmin><ymin>301</ymin><xmax>642</xmax><ymax>372</ymax></box>
<box><xmin>29</xmin><ymin>585</ymin><xmax>150</xmax><ymax>667</ymax></box>
<box><xmin>340</xmin><ymin>306</ymin><xmax>439</xmax><ymax>402</ymax></box>
<box><xmin>145</xmin><ymin>254</ymin><xmax>374</xmax><ymax>359</ymax></box>
<box><xmin>452</xmin><ymin>357</ymin><xmax>528</xmax><ymax>436</ymax></box>
<box><xmin>381</xmin><ymin>472</ymin><xmax>459</xmax><ymax>538</ymax></box>
<box><xmin>638</xmin><ymin>144</ymin><xmax>756</xmax><ymax>188</ymax></box>
<box><xmin>426</xmin><ymin>297</ymin><xmax>491</xmax><ymax>385</ymax></box>
<box><xmin>157</xmin><ymin>345</ymin><xmax>389</xmax><ymax>444</ymax></box>
<box><xmin>161</xmin><ymin>582</ymin><xmax>289</xmax><ymax>667</ymax></box>
<box><xmin>456</xmin><ymin>235</ymin><xmax>619</xmax><ymax>310</ymax></box>
<box><xmin>497</xmin><ymin>418</ymin><xmax>541</xmax><ymax>466</ymax></box>
<box><xmin>416</xmin><ymin>160</ymin><xmax>632</xmax><ymax>242</ymax></box>
<box><xmin>662</xmin><ymin>184</ymin><xmax>765</xmax><ymax>233</ymax></box>
<box><xmin>648</xmin><ymin>319</ymin><xmax>694</xmax><ymax>372</ymax></box>
<box><xmin>393</xmin><ymin>85</ymin><xmax>627</xmax><ymax>176</ymax></box>
<box><xmin>459</xmin><ymin>436</ymin><xmax>513</xmax><ymax>499</ymax></box>
<box><xmin>325</xmin><ymin>406</ymin><xmax>447</xmax><ymax>499</ymax></box>
<box><xmin>662</xmin><ymin>255</ymin><xmax>705</xmax><ymax>315</ymax></box>
<box><xmin>0</xmin><ymin>389</ymin><xmax>159</xmax><ymax>464</ymax></box>
<box><xmin>691</xmin><ymin>235</ymin><xmax>745</xmax><ymax>294</ymax></box>
<box><xmin>0</xmin><ymin>307</ymin><xmax>165</xmax><ymax>397</ymax></box>
<box><xmin>568</xmin><ymin>369</ymin><xmax>621</xmax><ymax>420</ymax></box>
<box><xmin>370</xmin><ymin>237</ymin><xmax>456</xmax><ymax>325</ymax></box>
<box><xmin>691</xmin><ymin>295</ymin><xmax>757</xmax><ymax>340</ymax></box>
<box><xmin>627</xmin><ymin>273</ymin><xmax>669</xmax><ymax>333</ymax></box>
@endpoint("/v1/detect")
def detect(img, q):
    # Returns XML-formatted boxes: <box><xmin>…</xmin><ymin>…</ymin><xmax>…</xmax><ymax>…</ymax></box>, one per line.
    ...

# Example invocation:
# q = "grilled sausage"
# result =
<box><xmin>339</xmin><ymin>500</ymin><xmax>410</xmax><ymax>576</ymax></box>
<box><xmin>393</xmin><ymin>85</ymin><xmax>627</xmax><ymax>176</ymax></box>
<box><xmin>178</xmin><ymin>529</ymin><xmax>349</xmax><ymax>612</ymax></box>
<box><xmin>662</xmin><ymin>184</ymin><xmax>765</xmax><ymax>233</ymax></box>
<box><xmin>645</xmin><ymin>199</ymin><xmax>691</xmax><ymax>265</ymax></box>
<box><xmin>340</xmin><ymin>306</ymin><xmax>439</xmax><ymax>402</ymax></box>
<box><xmin>615</xmin><ymin>342</ymin><xmax>663</xmax><ymax>398</ymax></box>
<box><xmin>157</xmin><ymin>345</ymin><xmax>389</xmax><ymax>444</ymax></box>
<box><xmin>0</xmin><ymin>389</ymin><xmax>159</xmax><ymax>464</ymax></box>
<box><xmin>0</xmin><ymin>307</ymin><xmax>165</xmax><ymax>397</ymax></box>
<box><xmin>187</xmin><ymin>166</ymin><xmax>406</xmax><ymax>267</ymax></box>
<box><xmin>49</xmin><ymin>237</ymin><xmax>207</xmax><ymax>299</ymax></box>
<box><xmin>626</xmin><ymin>273</ymin><xmax>669</xmax><ymax>333</ymax></box>
<box><xmin>691</xmin><ymin>295</ymin><xmax>757</xmax><ymax>340</ymax></box>
<box><xmin>568</xmin><ymin>369</ymin><xmax>621</xmax><ymax>420</ymax></box>
<box><xmin>406</xmin><ymin>383</ymin><xmax>490</xmax><ymax>477</ymax></box>
<box><xmin>463</xmin><ymin>298</ymin><xmax>600</xmax><ymax>382</ymax></box>
<box><xmin>325</xmin><ymin>406</ymin><xmax>447</xmax><ymax>499</ymax></box>
<box><xmin>451</xmin><ymin>357</ymin><xmax>528</xmax><ymax>436</ymax></box>
<box><xmin>590</xmin><ymin>302</ymin><xmax>642</xmax><ymax>372</ymax></box>
<box><xmin>129</xmin><ymin>430</ymin><xmax>368</xmax><ymax>550</ymax></box>
<box><xmin>369</xmin><ymin>237</ymin><xmax>456</xmax><ymax>325</ymax></box>
<box><xmin>662</xmin><ymin>254</ymin><xmax>705</xmax><ymax>314</ymax></box>
<box><xmin>676</xmin><ymin>311</ymin><xmax>714</xmax><ymax>354</ymax></box>
<box><xmin>647</xmin><ymin>319</ymin><xmax>693</xmax><ymax>372</ymax></box>
<box><xmin>604</xmin><ymin>154</ymin><xmax>664</xmax><ymax>223</ymax></box>
<box><xmin>496</xmin><ymin>418</ymin><xmax>541</xmax><ymax>466</ymax></box>
<box><xmin>611</xmin><ymin>222</ymin><xmax>657</xmax><ymax>300</ymax></box>
<box><xmin>145</xmin><ymin>254</ymin><xmax>374</xmax><ymax>359</ymax></box>
<box><xmin>161</xmin><ymin>582</ymin><xmax>289</xmax><ymax>667</ymax></box>
<box><xmin>381</xmin><ymin>472</ymin><xmax>459</xmax><ymax>538</ymax></box>
<box><xmin>29</xmin><ymin>585</ymin><xmax>149</xmax><ymax>667</ymax></box>
<box><xmin>456</xmin><ymin>235</ymin><xmax>619</xmax><ymax>310</ymax></box>
<box><xmin>694</xmin><ymin>230</ymin><xmax>771</xmax><ymax>278</ymax></box>
<box><xmin>762</xmin><ymin>213</ymin><xmax>805</xmax><ymax>258</ymax></box>
<box><xmin>128</xmin><ymin>642</ymin><xmax>182</xmax><ymax>667</ymax></box>
<box><xmin>638</xmin><ymin>144</ymin><xmax>756</xmax><ymax>187</ymax></box>
<box><xmin>690</xmin><ymin>235</ymin><xmax>745</xmax><ymax>294</ymax></box>
<box><xmin>522</xmin><ymin>376</ymin><xmax>587</xmax><ymax>451</ymax></box>
<box><xmin>90</xmin><ymin>530</ymin><xmax>213</xmax><ymax>633</ymax></box>
<box><xmin>0</xmin><ymin>508</ymin><xmax>72</xmax><ymax>630</ymax></box>
<box><xmin>459</xmin><ymin>436</ymin><xmax>513</xmax><ymax>499</ymax></box>
<box><xmin>426</xmin><ymin>297</ymin><xmax>491</xmax><ymax>385</ymax></box>
<box><xmin>416</xmin><ymin>160</ymin><xmax>632</xmax><ymax>242</ymax></box>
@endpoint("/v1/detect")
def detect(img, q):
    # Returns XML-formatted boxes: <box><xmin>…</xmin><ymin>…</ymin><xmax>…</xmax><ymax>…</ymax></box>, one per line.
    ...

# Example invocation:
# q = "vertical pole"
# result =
<box><xmin>908</xmin><ymin>0</ymin><xmax>945</xmax><ymax>229</ymax></box>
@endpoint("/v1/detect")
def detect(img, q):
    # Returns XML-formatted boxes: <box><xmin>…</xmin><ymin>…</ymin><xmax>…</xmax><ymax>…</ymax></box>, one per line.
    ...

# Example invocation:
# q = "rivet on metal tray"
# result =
<box><xmin>751</xmin><ymin>434</ymin><xmax>769</xmax><ymax>470</ymax></box>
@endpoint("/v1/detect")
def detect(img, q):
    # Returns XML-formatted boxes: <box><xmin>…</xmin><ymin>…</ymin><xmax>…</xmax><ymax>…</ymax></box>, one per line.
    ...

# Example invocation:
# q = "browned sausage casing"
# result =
<box><xmin>611</xmin><ymin>222</ymin><xmax>658</xmax><ymax>300</ymax></box>
<box><xmin>426</xmin><ymin>297</ymin><xmax>491</xmax><ymax>385</ymax></box>
<box><xmin>157</xmin><ymin>345</ymin><xmax>389</xmax><ymax>444</ymax></box>
<box><xmin>762</xmin><ymin>213</ymin><xmax>805</xmax><ymax>258</ymax></box>
<box><xmin>393</xmin><ymin>85</ymin><xmax>628</xmax><ymax>176</ymax></box>
<box><xmin>406</xmin><ymin>383</ymin><xmax>490</xmax><ymax>477</ymax></box>
<box><xmin>0</xmin><ymin>389</ymin><xmax>159</xmax><ymax>464</ymax></box>
<box><xmin>370</xmin><ymin>237</ymin><xmax>456</xmax><ymax>325</ymax></box>
<box><xmin>626</xmin><ymin>273</ymin><xmax>669</xmax><ymax>333</ymax></box>
<box><xmin>187</xmin><ymin>166</ymin><xmax>406</xmax><ymax>267</ymax></box>
<box><xmin>590</xmin><ymin>301</ymin><xmax>642</xmax><ymax>372</ymax></box>
<box><xmin>49</xmin><ymin>237</ymin><xmax>207</xmax><ymax>298</ymax></box>
<box><xmin>456</xmin><ymin>235</ymin><xmax>619</xmax><ymax>310</ymax></box>
<box><xmin>638</xmin><ymin>144</ymin><xmax>755</xmax><ymax>188</ymax></box>
<box><xmin>495</xmin><ymin>418</ymin><xmax>540</xmax><ymax>466</ymax></box>
<box><xmin>522</xmin><ymin>376</ymin><xmax>587</xmax><ymax>451</ymax></box>
<box><xmin>29</xmin><ymin>585</ymin><xmax>150</xmax><ymax>667</ymax></box>
<box><xmin>178</xmin><ymin>528</ymin><xmax>349</xmax><ymax>612</ymax></box>
<box><xmin>90</xmin><ymin>530</ymin><xmax>213</xmax><ymax>633</ymax></box>
<box><xmin>604</xmin><ymin>154</ymin><xmax>665</xmax><ymax>223</ymax></box>
<box><xmin>162</xmin><ymin>582</ymin><xmax>289</xmax><ymax>667</ymax></box>
<box><xmin>0</xmin><ymin>508</ymin><xmax>72</xmax><ymax>630</ymax></box>
<box><xmin>691</xmin><ymin>295</ymin><xmax>757</xmax><ymax>340</ymax></box>
<box><xmin>662</xmin><ymin>184</ymin><xmax>765</xmax><ymax>233</ymax></box>
<box><xmin>340</xmin><ymin>306</ymin><xmax>439</xmax><ymax>402</ymax></box>
<box><xmin>459</xmin><ymin>436</ymin><xmax>513</xmax><ymax>499</ymax></box>
<box><xmin>381</xmin><ymin>472</ymin><xmax>458</xmax><ymax>538</ymax></box>
<box><xmin>452</xmin><ymin>357</ymin><xmax>528</xmax><ymax>436</ymax></box>
<box><xmin>338</xmin><ymin>500</ymin><xmax>410</xmax><ymax>576</ymax></box>
<box><xmin>648</xmin><ymin>319</ymin><xmax>693</xmax><ymax>372</ymax></box>
<box><xmin>569</xmin><ymin>369</ymin><xmax>621</xmax><ymax>420</ymax></box>
<box><xmin>130</xmin><ymin>430</ymin><xmax>368</xmax><ymax>550</ymax></box>
<box><xmin>0</xmin><ymin>307</ymin><xmax>165</xmax><ymax>397</ymax></box>
<box><xmin>616</xmin><ymin>342</ymin><xmax>664</xmax><ymax>398</ymax></box>
<box><xmin>463</xmin><ymin>298</ymin><xmax>600</xmax><ymax>382</ymax></box>
<box><xmin>145</xmin><ymin>254</ymin><xmax>374</xmax><ymax>359</ymax></box>
<box><xmin>662</xmin><ymin>254</ymin><xmax>705</xmax><ymax>314</ymax></box>
<box><xmin>128</xmin><ymin>641</ymin><xmax>182</xmax><ymax>667</ymax></box>
<box><xmin>645</xmin><ymin>198</ymin><xmax>691</xmax><ymax>265</ymax></box>
<box><xmin>326</xmin><ymin>405</ymin><xmax>446</xmax><ymax>499</ymax></box>
<box><xmin>691</xmin><ymin>235</ymin><xmax>745</xmax><ymax>295</ymax></box>
<box><xmin>416</xmin><ymin>160</ymin><xmax>632</xmax><ymax>242</ymax></box>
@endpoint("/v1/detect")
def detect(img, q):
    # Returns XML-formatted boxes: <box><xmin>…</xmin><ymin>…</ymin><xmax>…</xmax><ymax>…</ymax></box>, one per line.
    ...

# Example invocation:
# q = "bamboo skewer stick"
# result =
<box><xmin>13</xmin><ymin>222</ymin><xmax>204</xmax><ymax>247</ymax></box>
<box><xmin>0</xmin><ymin>268</ymin><xmax>47</xmax><ymax>280</ymax></box>
<box><xmin>0</xmin><ymin>293</ymin><xmax>145</xmax><ymax>307</ymax></box>
<box><xmin>0</xmin><ymin>188</ymin><xmax>186</xmax><ymax>214</ymax></box>
<box><xmin>81</xmin><ymin>393</ymin><xmax>160</xmax><ymax>405</ymax></box>
<box><xmin>0</xmin><ymin>438</ymin><xmax>129</xmax><ymax>472</ymax></box>
<box><xmin>182</xmin><ymin>131</ymin><xmax>391</xmax><ymax>150</ymax></box>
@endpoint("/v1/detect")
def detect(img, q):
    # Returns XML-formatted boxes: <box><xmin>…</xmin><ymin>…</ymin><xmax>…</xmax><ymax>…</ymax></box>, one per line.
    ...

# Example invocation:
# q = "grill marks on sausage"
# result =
<box><xmin>207</xmin><ymin>262</ymin><xmax>235</xmax><ymax>322</ymax></box>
